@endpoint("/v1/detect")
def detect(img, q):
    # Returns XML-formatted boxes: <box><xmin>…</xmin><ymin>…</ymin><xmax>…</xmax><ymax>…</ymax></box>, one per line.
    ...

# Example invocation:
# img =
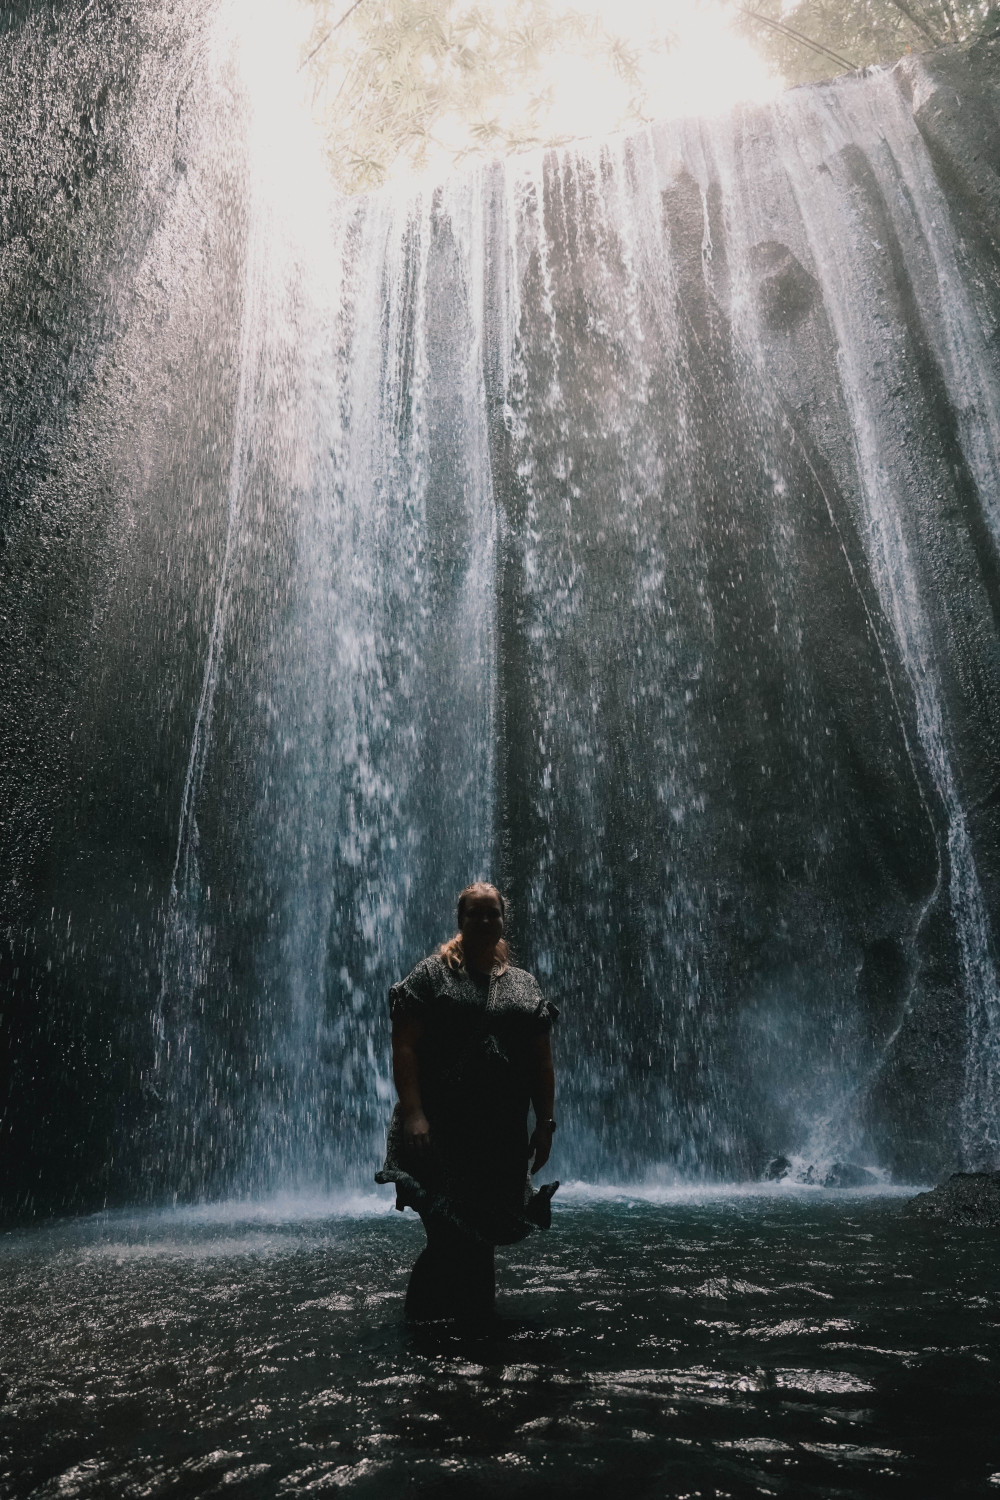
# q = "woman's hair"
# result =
<box><xmin>439</xmin><ymin>881</ymin><xmax>510</xmax><ymax>973</ymax></box>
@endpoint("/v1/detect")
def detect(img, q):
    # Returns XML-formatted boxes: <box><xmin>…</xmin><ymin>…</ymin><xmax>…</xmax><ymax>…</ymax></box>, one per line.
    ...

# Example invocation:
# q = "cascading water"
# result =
<box><xmin>771</xmin><ymin>70</ymin><xmax>1000</xmax><ymax>1172</ymax></box>
<box><xmin>253</xmin><ymin>175</ymin><xmax>502</xmax><ymax>1190</ymax></box>
<box><xmin>152</xmin><ymin>190</ymin><xmax>267</xmax><ymax>1183</ymax></box>
<box><xmin>483</xmin><ymin>79</ymin><xmax>1000</xmax><ymax>1180</ymax></box>
<box><xmin>2</xmin><ymin>1</ymin><xmax>999</xmax><ymax>1212</ymax></box>
<box><xmin>135</xmin><ymin>9</ymin><xmax>500</xmax><ymax>1195</ymax></box>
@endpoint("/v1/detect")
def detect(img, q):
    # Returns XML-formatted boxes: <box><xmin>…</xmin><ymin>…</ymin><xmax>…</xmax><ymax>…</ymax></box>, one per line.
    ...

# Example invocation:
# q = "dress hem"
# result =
<box><xmin>375</xmin><ymin>1167</ymin><xmax>558</xmax><ymax>1246</ymax></box>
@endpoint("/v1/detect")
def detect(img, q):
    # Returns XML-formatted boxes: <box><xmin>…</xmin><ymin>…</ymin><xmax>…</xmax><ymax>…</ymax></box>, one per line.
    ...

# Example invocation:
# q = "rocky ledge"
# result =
<box><xmin>903</xmin><ymin>1173</ymin><xmax>1000</xmax><ymax>1225</ymax></box>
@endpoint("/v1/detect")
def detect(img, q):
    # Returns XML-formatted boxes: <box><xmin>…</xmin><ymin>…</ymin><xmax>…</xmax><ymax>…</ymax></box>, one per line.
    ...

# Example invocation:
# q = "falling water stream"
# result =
<box><xmin>128</xmin><ymin>11</ymin><xmax>1000</xmax><ymax>1195</ymax></box>
<box><xmin>0</xmin><ymin>0</ymin><xmax>997</xmax><ymax>1192</ymax></box>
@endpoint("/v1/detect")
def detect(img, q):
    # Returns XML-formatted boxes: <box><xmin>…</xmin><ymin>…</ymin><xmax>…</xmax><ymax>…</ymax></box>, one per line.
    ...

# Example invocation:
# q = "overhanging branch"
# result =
<box><xmin>883</xmin><ymin>0</ymin><xmax>946</xmax><ymax>46</ymax></box>
<box><xmin>300</xmin><ymin>0</ymin><xmax>370</xmax><ymax>72</ymax></box>
<box><xmin>738</xmin><ymin>6</ymin><xmax>857</xmax><ymax>70</ymax></box>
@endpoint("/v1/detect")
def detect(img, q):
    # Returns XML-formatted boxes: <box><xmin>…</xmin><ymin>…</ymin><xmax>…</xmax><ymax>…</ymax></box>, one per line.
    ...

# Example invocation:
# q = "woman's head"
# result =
<box><xmin>440</xmin><ymin>881</ymin><xmax>509</xmax><ymax>973</ymax></box>
<box><xmin>457</xmin><ymin>881</ymin><xmax>505</xmax><ymax>930</ymax></box>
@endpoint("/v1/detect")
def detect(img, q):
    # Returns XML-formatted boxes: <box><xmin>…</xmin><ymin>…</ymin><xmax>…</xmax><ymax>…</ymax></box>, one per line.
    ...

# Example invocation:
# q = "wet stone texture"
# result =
<box><xmin>903</xmin><ymin>1170</ymin><xmax>1000</xmax><ymax>1224</ymax></box>
<box><xmin>1</xmin><ymin>1195</ymin><xmax>999</xmax><ymax>1499</ymax></box>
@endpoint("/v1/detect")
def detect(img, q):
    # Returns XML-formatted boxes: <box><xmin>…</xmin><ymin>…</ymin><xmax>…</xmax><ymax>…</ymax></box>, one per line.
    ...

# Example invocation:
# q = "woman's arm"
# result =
<box><xmin>391</xmin><ymin>1014</ymin><xmax>431</xmax><ymax>1153</ymax></box>
<box><xmin>527</xmin><ymin>1031</ymin><xmax>556</xmax><ymax>1173</ymax></box>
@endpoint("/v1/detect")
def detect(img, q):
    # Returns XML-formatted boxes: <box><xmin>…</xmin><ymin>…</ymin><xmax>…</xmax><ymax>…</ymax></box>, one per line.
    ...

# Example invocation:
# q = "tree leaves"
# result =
<box><xmin>734</xmin><ymin>0</ymin><xmax>992</xmax><ymax>86</ymax></box>
<box><xmin>300</xmin><ymin>0</ymin><xmax>993</xmax><ymax>192</ymax></box>
<box><xmin>301</xmin><ymin>0</ymin><xmax>675</xmax><ymax>192</ymax></box>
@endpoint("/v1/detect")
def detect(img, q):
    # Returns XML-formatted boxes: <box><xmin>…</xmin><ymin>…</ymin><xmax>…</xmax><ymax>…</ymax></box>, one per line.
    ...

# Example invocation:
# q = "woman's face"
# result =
<box><xmin>460</xmin><ymin>892</ymin><xmax>504</xmax><ymax>961</ymax></box>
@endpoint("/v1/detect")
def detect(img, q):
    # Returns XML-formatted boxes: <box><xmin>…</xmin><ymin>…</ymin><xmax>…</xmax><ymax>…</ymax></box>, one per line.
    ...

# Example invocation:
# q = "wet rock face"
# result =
<box><xmin>900</xmin><ymin>38</ymin><xmax>1000</xmax><ymax>253</ymax></box>
<box><xmin>748</xmin><ymin>241</ymin><xmax>818</xmax><ymax>332</ymax></box>
<box><xmin>903</xmin><ymin>1173</ymin><xmax>1000</xmax><ymax>1224</ymax></box>
<box><xmin>0</xmin><ymin>0</ymin><xmax>267</xmax><ymax>1211</ymax></box>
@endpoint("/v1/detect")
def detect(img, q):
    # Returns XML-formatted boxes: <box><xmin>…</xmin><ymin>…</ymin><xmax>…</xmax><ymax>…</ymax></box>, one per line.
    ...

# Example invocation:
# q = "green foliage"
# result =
<box><xmin>301</xmin><ymin>0</ymin><xmax>996</xmax><ymax>193</ymax></box>
<box><xmin>733</xmin><ymin>0</ymin><xmax>993</xmax><ymax>86</ymax></box>
<box><xmin>301</xmin><ymin>0</ymin><xmax>668</xmax><ymax>193</ymax></box>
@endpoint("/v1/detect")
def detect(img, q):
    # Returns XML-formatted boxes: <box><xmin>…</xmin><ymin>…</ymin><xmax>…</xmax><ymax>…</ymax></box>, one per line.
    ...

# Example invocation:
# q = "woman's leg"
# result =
<box><xmin>405</xmin><ymin>1217</ymin><xmax>495</xmax><ymax>1321</ymax></box>
<box><xmin>403</xmin><ymin>1241</ymin><xmax>443</xmax><ymax>1320</ymax></box>
<box><xmin>454</xmin><ymin>1233</ymin><xmax>495</xmax><ymax>1319</ymax></box>
<box><xmin>438</xmin><ymin>1223</ymin><xmax>496</xmax><ymax>1320</ymax></box>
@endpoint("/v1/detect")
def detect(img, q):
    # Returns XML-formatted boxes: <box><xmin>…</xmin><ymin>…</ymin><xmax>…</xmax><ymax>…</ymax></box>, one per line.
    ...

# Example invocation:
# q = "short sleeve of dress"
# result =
<box><xmin>533</xmin><ymin>999</ymin><xmax>559</xmax><ymax>1032</ymax></box>
<box><xmin>531</xmin><ymin>980</ymin><xmax>559</xmax><ymax>1034</ymax></box>
<box><xmin>388</xmin><ymin>957</ymin><xmax>436</xmax><ymax>1022</ymax></box>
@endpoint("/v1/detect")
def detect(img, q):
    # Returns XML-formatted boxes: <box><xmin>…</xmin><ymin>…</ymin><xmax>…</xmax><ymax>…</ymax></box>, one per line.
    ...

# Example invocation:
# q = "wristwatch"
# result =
<box><xmin>536</xmin><ymin>1118</ymin><xmax>557</xmax><ymax>1133</ymax></box>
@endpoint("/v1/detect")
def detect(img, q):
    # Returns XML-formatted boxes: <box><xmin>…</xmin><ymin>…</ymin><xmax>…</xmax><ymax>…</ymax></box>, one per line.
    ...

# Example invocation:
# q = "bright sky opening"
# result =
<box><xmin>242</xmin><ymin>0</ymin><xmax>783</xmax><ymax>192</ymax></box>
<box><xmin>536</xmin><ymin>0</ymin><xmax>779</xmax><ymax>134</ymax></box>
<box><xmin>418</xmin><ymin>1</ymin><xmax>781</xmax><ymax>182</ymax></box>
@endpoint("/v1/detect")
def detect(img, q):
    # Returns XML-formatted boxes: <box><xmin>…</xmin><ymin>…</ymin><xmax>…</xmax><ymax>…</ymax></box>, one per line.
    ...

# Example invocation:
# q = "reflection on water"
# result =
<box><xmin>1</xmin><ymin>1193</ymin><xmax>998</xmax><ymax>1497</ymax></box>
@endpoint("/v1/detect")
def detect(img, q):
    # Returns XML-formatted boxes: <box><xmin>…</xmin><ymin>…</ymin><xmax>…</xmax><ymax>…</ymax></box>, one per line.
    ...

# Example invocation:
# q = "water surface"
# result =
<box><xmin>2</xmin><ymin>1189</ymin><xmax>998</xmax><ymax>1497</ymax></box>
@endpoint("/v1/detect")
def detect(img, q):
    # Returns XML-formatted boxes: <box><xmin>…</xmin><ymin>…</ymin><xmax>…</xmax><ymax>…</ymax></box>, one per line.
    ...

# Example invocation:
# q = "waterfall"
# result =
<box><xmin>480</xmin><ymin>73</ymin><xmax>1000</xmax><ymax>1178</ymax></box>
<box><xmin>152</xmin><ymin>196</ymin><xmax>266</xmax><ymax>1177</ymax></box>
<box><xmin>2</xmin><ymin>2</ymin><xmax>999</xmax><ymax>1210</ymax></box>
<box><xmin>141</xmin><ymin>6</ymin><xmax>501</xmax><ymax>1194</ymax></box>
<box><xmin>771</xmin><ymin>71</ymin><xmax>1000</xmax><ymax>1170</ymax></box>
<box><xmin>254</xmin><ymin>176</ymin><xmax>501</xmax><ymax>1189</ymax></box>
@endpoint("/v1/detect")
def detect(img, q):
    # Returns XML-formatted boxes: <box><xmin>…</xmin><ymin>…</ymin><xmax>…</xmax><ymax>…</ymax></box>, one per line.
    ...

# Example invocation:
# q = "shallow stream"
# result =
<box><xmin>3</xmin><ymin>1189</ymin><xmax>998</xmax><ymax>1497</ymax></box>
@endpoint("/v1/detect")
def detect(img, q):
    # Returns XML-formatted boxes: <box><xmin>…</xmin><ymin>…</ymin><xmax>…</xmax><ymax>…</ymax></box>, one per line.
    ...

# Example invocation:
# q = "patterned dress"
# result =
<box><xmin>375</xmin><ymin>954</ymin><xmax>559</xmax><ymax>1245</ymax></box>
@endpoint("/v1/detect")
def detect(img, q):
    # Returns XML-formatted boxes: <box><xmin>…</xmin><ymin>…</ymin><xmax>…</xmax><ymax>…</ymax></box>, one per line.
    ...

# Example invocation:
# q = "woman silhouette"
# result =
<box><xmin>376</xmin><ymin>882</ymin><xmax>559</xmax><ymax>1321</ymax></box>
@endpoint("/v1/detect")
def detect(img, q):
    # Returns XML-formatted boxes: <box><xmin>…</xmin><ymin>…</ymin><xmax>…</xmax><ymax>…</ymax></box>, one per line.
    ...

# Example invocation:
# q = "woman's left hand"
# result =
<box><xmin>528</xmin><ymin>1123</ymin><xmax>554</xmax><ymax>1173</ymax></box>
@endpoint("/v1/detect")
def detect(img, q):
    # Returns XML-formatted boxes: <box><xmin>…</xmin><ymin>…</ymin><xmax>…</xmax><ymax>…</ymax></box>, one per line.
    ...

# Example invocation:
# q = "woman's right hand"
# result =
<box><xmin>403</xmin><ymin>1111</ymin><xmax>432</xmax><ymax>1153</ymax></box>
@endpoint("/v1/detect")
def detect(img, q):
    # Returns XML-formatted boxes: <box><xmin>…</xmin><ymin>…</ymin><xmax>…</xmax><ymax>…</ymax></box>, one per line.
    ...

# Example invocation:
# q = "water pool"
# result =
<box><xmin>2</xmin><ymin>1189</ymin><xmax>998</xmax><ymax>1497</ymax></box>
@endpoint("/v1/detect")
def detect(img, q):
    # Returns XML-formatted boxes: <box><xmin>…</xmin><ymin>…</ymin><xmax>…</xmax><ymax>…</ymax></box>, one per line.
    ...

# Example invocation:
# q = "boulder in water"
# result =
<box><xmin>823</xmin><ymin>1162</ymin><xmax>879</xmax><ymax>1189</ymax></box>
<box><xmin>762</xmin><ymin>1158</ymin><xmax>878</xmax><ymax>1186</ymax></box>
<box><xmin>903</xmin><ymin>1172</ymin><xmax>1000</xmax><ymax>1225</ymax></box>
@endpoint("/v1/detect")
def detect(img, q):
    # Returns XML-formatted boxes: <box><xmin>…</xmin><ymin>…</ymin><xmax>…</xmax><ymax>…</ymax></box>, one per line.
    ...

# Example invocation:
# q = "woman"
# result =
<box><xmin>376</xmin><ymin>882</ymin><xmax>559</xmax><ymax>1321</ymax></box>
